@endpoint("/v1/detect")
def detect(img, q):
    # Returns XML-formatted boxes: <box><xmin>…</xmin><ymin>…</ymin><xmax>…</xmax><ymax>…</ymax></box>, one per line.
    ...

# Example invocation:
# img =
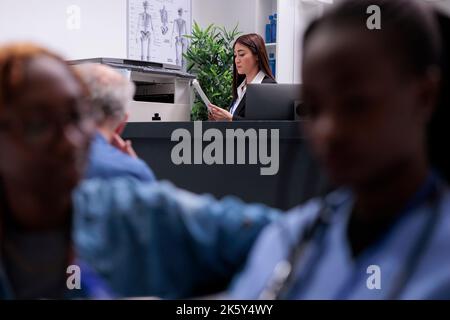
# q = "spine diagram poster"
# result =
<box><xmin>128</xmin><ymin>0</ymin><xmax>191</xmax><ymax>69</ymax></box>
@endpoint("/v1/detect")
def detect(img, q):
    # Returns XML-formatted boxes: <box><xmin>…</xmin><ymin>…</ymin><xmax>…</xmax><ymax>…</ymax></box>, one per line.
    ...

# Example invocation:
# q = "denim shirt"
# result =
<box><xmin>72</xmin><ymin>178</ymin><xmax>281</xmax><ymax>298</ymax></box>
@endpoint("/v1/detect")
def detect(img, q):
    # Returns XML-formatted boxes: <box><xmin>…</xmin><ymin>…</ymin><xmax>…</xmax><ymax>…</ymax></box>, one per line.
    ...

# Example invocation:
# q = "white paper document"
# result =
<box><xmin>192</xmin><ymin>79</ymin><xmax>211</xmax><ymax>109</ymax></box>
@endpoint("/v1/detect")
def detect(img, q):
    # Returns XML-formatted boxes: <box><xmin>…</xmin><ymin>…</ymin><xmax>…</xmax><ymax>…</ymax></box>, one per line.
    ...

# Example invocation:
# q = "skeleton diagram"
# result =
<box><xmin>171</xmin><ymin>8</ymin><xmax>187</xmax><ymax>68</ymax></box>
<box><xmin>160</xmin><ymin>5</ymin><xmax>169</xmax><ymax>35</ymax></box>
<box><xmin>136</xmin><ymin>1</ymin><xmax>154</xmax><ymax>61</ymax></box>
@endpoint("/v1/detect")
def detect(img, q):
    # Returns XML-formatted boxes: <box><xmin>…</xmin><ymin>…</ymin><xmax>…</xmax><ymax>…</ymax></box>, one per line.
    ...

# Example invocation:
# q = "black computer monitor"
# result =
<box><xmin>245</xmin><ymin>83</ymin><xmax>302</xmax><ymax>120</ymax></box>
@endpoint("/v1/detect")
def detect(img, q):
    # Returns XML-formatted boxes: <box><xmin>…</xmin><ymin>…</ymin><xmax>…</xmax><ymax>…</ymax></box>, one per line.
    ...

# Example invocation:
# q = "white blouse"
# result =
<box><xmin>230</xmin><ymin>70</ymin><xmax>266</xmax><ymax>115</ymax></box>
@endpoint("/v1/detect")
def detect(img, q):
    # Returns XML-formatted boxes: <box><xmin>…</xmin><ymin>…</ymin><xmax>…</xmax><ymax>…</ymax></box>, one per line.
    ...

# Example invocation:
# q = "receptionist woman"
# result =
<box><xmin>208</xmin><ymin>33</ymin><xmax>276</xmax><ymax>121</ymax></box>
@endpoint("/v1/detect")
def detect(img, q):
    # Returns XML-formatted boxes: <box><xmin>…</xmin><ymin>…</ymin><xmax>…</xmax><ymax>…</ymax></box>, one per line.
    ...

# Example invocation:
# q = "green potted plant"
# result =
<box><xmin>184</xmin><ymin>22</ymin><xmax>241</xmax><ymax>121</ymax></box>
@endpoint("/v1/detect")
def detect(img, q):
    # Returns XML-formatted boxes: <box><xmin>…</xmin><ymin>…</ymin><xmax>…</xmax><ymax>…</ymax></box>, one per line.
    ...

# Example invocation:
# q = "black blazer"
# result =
<box><xmin>231</xmin><ymin>76</ymin><xmax>277</xmax><ymax>121</ymax></box>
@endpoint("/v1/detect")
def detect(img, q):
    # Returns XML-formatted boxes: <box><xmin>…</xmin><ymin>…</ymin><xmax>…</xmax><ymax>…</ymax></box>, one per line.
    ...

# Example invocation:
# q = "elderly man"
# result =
<box><xmin>76</xmin><ymin>64</ymin><xmax>155</xmax><ymax>182</ymax></box>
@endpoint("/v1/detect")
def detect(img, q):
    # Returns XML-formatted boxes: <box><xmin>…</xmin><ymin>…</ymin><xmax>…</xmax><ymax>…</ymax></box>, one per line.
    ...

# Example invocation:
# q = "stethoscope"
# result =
<box><xmin>259</xmin><ymin>173</ymin><xmax>445</xmax><ymax>300</ymax></box>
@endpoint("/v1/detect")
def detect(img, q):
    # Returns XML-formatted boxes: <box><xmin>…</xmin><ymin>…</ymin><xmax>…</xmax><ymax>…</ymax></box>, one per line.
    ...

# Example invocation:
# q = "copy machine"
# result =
<box><xmin>69</xmin><ymin>58</ymin><xmax>195</xmax><ymax>122</ymax></box>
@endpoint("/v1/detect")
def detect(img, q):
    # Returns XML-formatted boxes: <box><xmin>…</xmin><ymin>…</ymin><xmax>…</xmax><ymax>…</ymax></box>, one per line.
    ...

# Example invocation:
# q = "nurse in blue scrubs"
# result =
<box><xmin>230</xmin><ymin>0</ymin><xmax>450</xmax><ymax>299</ymax></box>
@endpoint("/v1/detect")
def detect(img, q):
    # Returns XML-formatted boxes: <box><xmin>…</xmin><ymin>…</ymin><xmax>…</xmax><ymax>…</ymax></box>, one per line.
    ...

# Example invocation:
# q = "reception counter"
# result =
<box><xmin>122</xmin><ymin>121</ymin><xmax>328</xmax><ymax>210</ymax></box>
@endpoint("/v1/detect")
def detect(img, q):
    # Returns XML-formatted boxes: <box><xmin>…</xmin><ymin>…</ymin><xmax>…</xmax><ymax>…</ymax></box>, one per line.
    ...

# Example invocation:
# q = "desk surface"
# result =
<box><xmin>123</xmin><ymin>121</ymin><xmax>307</xmax><ymax>139</ymax></box>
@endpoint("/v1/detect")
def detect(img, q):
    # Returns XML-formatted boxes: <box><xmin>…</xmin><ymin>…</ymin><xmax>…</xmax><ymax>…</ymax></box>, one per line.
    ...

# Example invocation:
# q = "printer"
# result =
<box><xmin>69</xmin><ymin>58</ymin><xmax>195</xmax><ymax>122</ymax></box>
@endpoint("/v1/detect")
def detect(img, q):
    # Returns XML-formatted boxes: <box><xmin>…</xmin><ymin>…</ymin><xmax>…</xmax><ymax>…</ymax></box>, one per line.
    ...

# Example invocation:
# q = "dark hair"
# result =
<box><xmin>303</xmin><ymin>0</ymin><xmax>449</xmax><ymax>182</ymax></box>
<box><xmin>232</xmin><ymin>33</ymin><xmax>275</xmax><ymax>101</ymax></box>
<box><xmin>303</xmin><ymin>0</ymin><xmax>442</xmax><ymax>76</ymax></box>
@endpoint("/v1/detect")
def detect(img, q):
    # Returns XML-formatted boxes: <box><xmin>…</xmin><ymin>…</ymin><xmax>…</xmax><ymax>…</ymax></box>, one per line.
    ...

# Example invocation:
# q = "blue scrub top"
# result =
<box><xmin>230</xmin><ymin>175</ymin><xmax>450</xmax><ymax>299</ymax></box>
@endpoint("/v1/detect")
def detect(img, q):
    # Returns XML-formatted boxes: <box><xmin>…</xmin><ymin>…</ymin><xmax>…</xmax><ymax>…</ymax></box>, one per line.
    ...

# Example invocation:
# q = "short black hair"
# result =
<box><xmin>303</xmin><ymin>0</ymin><xmax>442</xmax><ymax>76</ymax></box>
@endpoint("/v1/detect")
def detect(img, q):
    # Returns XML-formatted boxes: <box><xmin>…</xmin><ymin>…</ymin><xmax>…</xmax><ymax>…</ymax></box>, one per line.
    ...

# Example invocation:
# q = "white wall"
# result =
<box><xmin>1</xmin><ymin>0</ymin><xmax>448</xmax><ymax>65</ymax></box>
<box><xmin>0</xmin><ymin>0</ymin><xmax>254</xmax><ymax>60</ymax></box>
<box><xmin>294</xmin><ymin>1</ymin><xmax>330</xmax><ymax>83</ymax></box>
<box><xmin>192</xmin><ymin>0</ymin><xmax>256</xmax><ymax>35</ymax></box>
<box><xmin>0</xmin><ymin>0</ymin><xmax>127</xmax><ymax>60</ymax></box>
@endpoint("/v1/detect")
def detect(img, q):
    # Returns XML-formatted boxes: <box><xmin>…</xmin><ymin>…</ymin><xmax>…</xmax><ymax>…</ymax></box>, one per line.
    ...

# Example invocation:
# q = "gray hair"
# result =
<box><xmin>75</xmin><ymin>63</ymin><xmax>135</xmax><ymax>125</ymax></box>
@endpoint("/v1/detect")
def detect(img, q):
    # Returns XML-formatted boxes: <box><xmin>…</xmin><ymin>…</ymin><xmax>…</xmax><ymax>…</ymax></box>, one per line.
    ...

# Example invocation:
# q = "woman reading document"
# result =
<box><xmin>208</xmin><ymin>33</ymin><xmax>276</xmax><ymax>121</ymax></box>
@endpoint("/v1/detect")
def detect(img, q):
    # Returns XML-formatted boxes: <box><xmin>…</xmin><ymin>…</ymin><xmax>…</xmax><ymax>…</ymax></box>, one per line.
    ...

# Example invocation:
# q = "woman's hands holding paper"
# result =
<box><xmin>208</xmin><ymin>104</ymin><xmax>233</xmax><ymax>121</ymax></box>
